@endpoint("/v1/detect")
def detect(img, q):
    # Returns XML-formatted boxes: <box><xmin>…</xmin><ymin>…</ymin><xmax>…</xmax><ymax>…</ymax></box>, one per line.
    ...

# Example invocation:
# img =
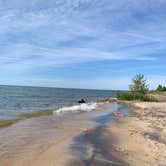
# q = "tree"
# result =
<box><xmin>129</xmin><ymin>74</ymin><xmax>149</xmax><ymax>94</ymax></box>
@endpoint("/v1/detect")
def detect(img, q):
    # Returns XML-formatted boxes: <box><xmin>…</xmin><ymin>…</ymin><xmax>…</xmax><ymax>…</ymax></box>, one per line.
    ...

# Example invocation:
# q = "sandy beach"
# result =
<box><xmin>0</xmin><ymin>102</ymin><xmax>129</xmax><ymax>166</ymax></box>
<box><xmin>0</xmin><ymin>97</ymin><xmax>165</xmax><ymax>166</ymax></box>
<box><xmin>105</xmin><ymin>101</ymin><xmax>166</xmax><ymax>166</ymax></box>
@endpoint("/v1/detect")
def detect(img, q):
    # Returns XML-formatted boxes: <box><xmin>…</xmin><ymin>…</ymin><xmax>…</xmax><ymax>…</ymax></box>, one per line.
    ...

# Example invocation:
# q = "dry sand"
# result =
<box><xmin>105</xmin><ymin>100</ymin><xmax>166</xmax><ymax>166</ymax></box>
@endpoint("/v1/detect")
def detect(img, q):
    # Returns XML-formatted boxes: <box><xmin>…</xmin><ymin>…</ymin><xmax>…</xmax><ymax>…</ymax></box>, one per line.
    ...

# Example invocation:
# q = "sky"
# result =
<box><xmin>0</xmin><ymin>0</ymin><xmax>165</xmax><ymax>90</ymax></box>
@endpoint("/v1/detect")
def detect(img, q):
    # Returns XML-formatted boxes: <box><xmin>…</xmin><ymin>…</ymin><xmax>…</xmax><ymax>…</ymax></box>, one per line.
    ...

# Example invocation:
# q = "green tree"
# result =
<box><xmin>129</xmin><ymin>74</ymin><xmax>149</xmax><ymax>94</ymax></box>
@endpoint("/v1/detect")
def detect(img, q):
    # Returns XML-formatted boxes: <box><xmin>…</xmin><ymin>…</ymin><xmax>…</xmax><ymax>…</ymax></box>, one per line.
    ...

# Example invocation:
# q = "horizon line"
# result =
<box><xmin>0</xmin><ymin>84</ymin><xmax>128</xmax><ymax>91</ymax></box>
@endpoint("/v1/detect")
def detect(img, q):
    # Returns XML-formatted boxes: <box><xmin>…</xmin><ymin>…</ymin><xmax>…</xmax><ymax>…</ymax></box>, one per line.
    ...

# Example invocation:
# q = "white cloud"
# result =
<box><xmin>0</xmin><ymin>0</ymin><xmax>165</xmax><ymax>88</ymax></box>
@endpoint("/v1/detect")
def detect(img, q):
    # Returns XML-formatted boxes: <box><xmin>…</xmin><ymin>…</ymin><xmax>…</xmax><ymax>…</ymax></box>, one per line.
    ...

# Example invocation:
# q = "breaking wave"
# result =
<box><xmin>54</xmin><ymin>103</ymin><xmax>98</xmax><ymax>114</ymax></box>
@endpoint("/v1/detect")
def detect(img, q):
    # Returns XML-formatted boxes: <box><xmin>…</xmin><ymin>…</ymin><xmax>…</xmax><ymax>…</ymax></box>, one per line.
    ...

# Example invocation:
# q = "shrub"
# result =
<box><xmin>116</xmin><ymin>92</ymin><xmax>157</xmax><ymax>102</ymax></box>
<box><xmin>116</xmin><ymin>74</ymin><xmax>157</xmax><ymax>102</ymax></box>
<box><xmin>156</xmin><ymin>85</ymin><xmax>166</xmax><ymax>91</ymax></box>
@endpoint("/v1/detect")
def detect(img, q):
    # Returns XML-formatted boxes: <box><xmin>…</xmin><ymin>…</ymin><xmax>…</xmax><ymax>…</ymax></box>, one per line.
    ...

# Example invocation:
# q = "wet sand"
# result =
<box><xmin>0</xmin><ymin>102</ymin><xmax>130</xmax><ymax>166</ymax></box>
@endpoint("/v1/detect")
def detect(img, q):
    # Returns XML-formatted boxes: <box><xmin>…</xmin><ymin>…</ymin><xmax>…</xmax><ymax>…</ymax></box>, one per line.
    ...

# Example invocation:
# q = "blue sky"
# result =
<box><xmin>0</xmin><ymin>0</ymin><xmax>165</xmax><ymax>90</ymax></box>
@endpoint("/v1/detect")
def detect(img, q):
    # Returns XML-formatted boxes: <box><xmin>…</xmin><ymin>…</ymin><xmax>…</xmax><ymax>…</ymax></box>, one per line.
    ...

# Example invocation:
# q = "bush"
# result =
<box><xmin>116</xmin><ymin>92</ymin><xmax>157</xmax><ymax>102</ymax></box>
<box><xmin>116</xmin><ymin>74</ymin><xmax>157</xmax><ymax>102</ymax></box>
<box><xmin>156</xmin><ymin>85</ymin><xmax>166</xmax><ymax>91</ymax></box>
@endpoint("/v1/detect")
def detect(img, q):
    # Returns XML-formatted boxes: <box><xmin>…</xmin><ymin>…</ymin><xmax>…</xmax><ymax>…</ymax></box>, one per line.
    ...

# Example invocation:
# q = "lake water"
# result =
<box><xmin>0</xmin><ymin>85</ymin><xmax>117</xmax><ymax>121</ymax></box>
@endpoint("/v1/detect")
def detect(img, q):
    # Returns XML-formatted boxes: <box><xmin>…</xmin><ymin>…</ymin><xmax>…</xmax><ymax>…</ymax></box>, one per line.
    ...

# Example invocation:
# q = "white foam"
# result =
<box><xmin>54</xmin><ymin>103</ymin><xmax>98</xmax><ymax>114</ymax></box>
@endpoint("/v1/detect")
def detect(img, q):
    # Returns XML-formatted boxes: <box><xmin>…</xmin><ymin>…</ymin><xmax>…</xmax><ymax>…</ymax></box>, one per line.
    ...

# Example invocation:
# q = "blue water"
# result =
<box><xmin>0</xmin><ymin>85</ymin><xmax>117</xmax><ymax>120</ymax></box>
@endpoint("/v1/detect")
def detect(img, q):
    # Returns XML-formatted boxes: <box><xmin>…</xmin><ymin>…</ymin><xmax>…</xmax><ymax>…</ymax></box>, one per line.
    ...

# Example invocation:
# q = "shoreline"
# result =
<box><xmin>0</xmin><ymin>109</ymin><xmax>53</xmax><ymax>128</ymax></box>
<box><xmin>0</xmin><ymin>102</ymin><xmax>130</xmax><ymax>166</ymax></box>
<box><xmin>0</xmin><ymin>99</ymin><xmax>115</xmax><ymax>128</ymax></box>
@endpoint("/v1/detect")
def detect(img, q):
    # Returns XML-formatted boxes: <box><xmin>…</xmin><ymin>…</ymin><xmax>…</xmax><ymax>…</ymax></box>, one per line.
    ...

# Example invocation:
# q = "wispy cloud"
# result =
<box><xmin>0</xmin><ymin>0</ymin><xmax>165</xmax><ymax>88</ymax></box>
<box><xmin>0</xmin><ymin>43</ymin><xmax>156</xmax><ymax>71</ymax></box>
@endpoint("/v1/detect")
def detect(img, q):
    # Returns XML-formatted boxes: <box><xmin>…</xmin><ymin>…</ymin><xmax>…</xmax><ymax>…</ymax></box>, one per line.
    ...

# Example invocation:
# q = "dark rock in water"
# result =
<box><xmin>78</xmin><ymin>99</ymin><xmax>86</xmax><ymax>104</ymax></box>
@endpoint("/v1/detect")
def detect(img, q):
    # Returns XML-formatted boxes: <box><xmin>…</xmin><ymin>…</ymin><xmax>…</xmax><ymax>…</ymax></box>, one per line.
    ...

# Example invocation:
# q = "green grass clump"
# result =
<box><xmin>116</xmin><ymin>92</ymin><xmax>157</xmax><ymax>102</ymax></box>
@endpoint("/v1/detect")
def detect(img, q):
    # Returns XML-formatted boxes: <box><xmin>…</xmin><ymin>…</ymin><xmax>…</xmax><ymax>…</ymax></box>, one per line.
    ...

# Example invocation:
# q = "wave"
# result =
<box><xmin>54</xmin><ymin>103</ymin><xmax>98</xmax><ymax>114</ymax></box>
